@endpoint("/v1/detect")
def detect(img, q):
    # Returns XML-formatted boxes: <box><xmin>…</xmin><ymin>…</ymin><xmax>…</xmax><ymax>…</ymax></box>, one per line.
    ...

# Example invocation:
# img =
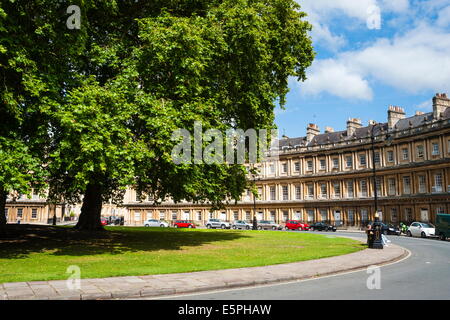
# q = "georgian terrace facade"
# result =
<box><xmin>125</xmin><ymin>93</ymin><xmax>450</xmax><ymax>228</ymax></box>
<box><xmin>5</xmin><ymin>93</ymin><xmax>450</xmax><ymax>228</ymax></box>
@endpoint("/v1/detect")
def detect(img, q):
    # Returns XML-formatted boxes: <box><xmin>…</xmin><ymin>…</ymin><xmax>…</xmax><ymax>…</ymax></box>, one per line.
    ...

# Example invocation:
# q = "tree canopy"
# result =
<box><xmin>0</xmin><ymin>0</ymin><xmax>314</xmax><ymax>232</ymax></box>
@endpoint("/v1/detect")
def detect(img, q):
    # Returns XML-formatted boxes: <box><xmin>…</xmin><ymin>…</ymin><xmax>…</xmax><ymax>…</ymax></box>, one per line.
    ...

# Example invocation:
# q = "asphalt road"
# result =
<box><xmin>162</xmin><ymin>232</ymin><xmax>450</xmax><ymax>300</ymax></box>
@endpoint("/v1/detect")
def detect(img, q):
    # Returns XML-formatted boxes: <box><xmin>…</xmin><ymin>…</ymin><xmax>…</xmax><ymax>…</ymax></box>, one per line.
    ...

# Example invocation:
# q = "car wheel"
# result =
<box><xmin>246</xmin><ymin>226</ymin><xmax>250</xmax><ymax>230</ymax></box>
<box><xmin>421</xmin><ymin>231</ymin><xmax>426</xmax><ymax>238</ymax></box>
<box><xmin>160</xmin><ymin>224</ymin><xmax>165</xmax><ymax>227</ymax></box>
<box><xmin>174</xmin><ymin>225</ymin><xmax>178</xmax><ymax>228</ymax></box>
<box><xmin>440</xmin><ymin>233</ymin><xmax>446</xmax><ymax>241</ymax></box>
<box><xmin>145</xmin><ymin>224</ymin><xmax>149</xmax><ymax>227</ymax></box>
<box><xmin>298</xmin><ymin>227</ymin><xmax>302</xmax><ymax>231</ymax></box>
<box><xmin>232</xmin><ymin>225</ymin><xmax>237</xmax><ymax>229</ymax></box>
<box><xmin>188</xmin><ymin>225</ymin><xmax>193</xmax><ymax>228</ymax></box>
<box><xmin>407</xmin><ymin>230</ymin><xmax>412</xmax><ymax>237</ymax></box>
<box><xmin>258</xmin><ymin>226</ymin><xmax>262</xmax><ymax>230</ymax></box>
<box><xmin>221</xmin><ymin>225</ymin><xmax>226</xmax><ymax>229</ymax></box>
<box><xmin>272</xmin><ymin>226</ymin><xmax>276</xmax><ymax>230</ymax></box>
<box><xmin>206</xmin><ymin>224</ymin><xmax>211</xmax><ymax>229</ymax></box>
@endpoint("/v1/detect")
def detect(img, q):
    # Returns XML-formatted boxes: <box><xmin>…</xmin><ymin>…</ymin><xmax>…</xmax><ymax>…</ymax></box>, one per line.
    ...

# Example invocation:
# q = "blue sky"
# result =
<box><xmin>275</xmin><ymin>0</ymin><xmax>450</xmax><ymax>137</ymax></box>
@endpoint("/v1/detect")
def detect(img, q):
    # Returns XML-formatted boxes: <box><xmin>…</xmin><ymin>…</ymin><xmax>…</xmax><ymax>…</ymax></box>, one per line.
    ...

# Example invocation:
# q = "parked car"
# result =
<box><xmin>367</xmin><ymin>222</ymin><xmax>401</xmax><ymax>235</ymax></box>
<box><xmin>435</xmin><ymin>213</ymin><xmax>450</xmax><ymax>241</ymax></box>
<box><xmin>173</xmin><ymin>220</ymin><xmax>196</xmax><ymax>228</ymax></box>
<box><xmin>231</xmin><ymin>220</ymin><xmax>252</xmax><ymax>230</ymax></box>
<box><xmin>284</xmin><ymin>220</ymin><xmax>310</xmax><ymax>231</ymax></box>
<box><xmin>100</xmin><ymin>218</ymin><xmax>108</xmax><ymax>226</ymax></box>
<box><xmin>257</xmin><ymin>220</ymin><xmax>282</xmax><ymax>230</ymax></box>
<box><xmin>309</xmin><ymin>222</ymin><xmax>337</xmax><ymax>232</ymax></box>
<box><xmin>144</xmin><ymin>219</ymin><xmax>169</xmax><ymax>228</ymax></box>
<box><xmin>407</xmin><ymin>222</ymin><xmax>435</xmax><ymax>238</ymax></box>
<box><xmin>205</xmin><ymin>219</ymin><xmax>231</xmax><ymax>229</ymax></box>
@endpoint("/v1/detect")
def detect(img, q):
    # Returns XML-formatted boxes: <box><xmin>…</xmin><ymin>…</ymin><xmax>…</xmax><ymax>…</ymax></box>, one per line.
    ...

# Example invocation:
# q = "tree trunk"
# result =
<box><xmin>0</xmin><ymin>187</ymin><xmax>7</xmax><ymax>236</ymax></box>
<box><xmin>74</xmin><ymin>183</ymin><xmax>104</xmax><ymax>231</ymax></box>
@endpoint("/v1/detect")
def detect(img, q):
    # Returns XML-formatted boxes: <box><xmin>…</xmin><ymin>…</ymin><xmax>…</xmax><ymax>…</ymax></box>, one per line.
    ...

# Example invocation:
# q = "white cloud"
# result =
<box><xmin>436</xmin><ymin>5</ymin><xmax>450</xmax><ymax>26</ymax></box>
<box><xmin>299</xmin><ymin>23</ymin><xmax>450</xmax><ymax>99</ymax></box>
<box><xmin>301</xmin><ymin>59</ymin><xmax>373</xmax><ymax>100</ymax></box>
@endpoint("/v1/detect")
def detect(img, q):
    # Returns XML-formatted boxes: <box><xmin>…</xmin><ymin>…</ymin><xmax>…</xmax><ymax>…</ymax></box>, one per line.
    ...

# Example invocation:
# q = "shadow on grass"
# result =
<box><xmin>0</xmin><ymin>224</ymin><xmax>250</xmax><ymax>259</ymax></box>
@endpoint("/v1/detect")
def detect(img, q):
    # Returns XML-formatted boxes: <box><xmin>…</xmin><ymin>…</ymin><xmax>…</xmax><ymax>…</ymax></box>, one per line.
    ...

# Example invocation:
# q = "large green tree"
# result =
<box><xmin>2</xmin><ymin>0</ymin><xmax>314</xmax><ymax>231</ymax></box>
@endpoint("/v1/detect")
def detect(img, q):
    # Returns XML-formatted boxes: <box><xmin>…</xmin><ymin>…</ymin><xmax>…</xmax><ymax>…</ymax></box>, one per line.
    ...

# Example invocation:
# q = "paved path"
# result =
<box><xmin>0</xmin><ymin>236</ymin><xmax>407</xmax><ymax>300</ymax></box>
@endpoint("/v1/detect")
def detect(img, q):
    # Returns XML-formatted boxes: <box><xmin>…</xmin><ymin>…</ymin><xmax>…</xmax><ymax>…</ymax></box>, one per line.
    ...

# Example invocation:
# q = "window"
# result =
<box><xmin>295</xmin><ymin>186</ymin><xmax>301</xmax><ymax>200</ymax></box>
<box><xmin>332</xmin><ymin>158</ymin><xmax>339</xmax><ymax>169</ymax></box>
<box><xmin>270</xmin><ymin>186</ymin><xmax>276</xmax><ymax>201</ymax></box>
<box><xmin>172</xmin><ymin>211</ymin><xmax>178</xmax><ymax>220</ymax></box>
<box><xmin>418</xmin><ymin>175</ymin><xmax>426</xmax><ymax>193</ymax></box>
<box><xmin>387</xmin><ymin>150</ymin><xmax>394</xmax><ymax>162</ymax></box>
<box><xmin>282</xmin><ymin>185</ymin><xmax>289</xmax><ymax>200</ymax></box>
<box><xmin>307</xmin><ymin>184</ymin><xmax>314</xmax><ymax>199</ymax></box>
<box><xmin>233</xmin><ymin>211</ymin><xmax>239</xmax><ymax>221</ymax></box>
<box><xmin>270</xmin><ymin>211</ymin><xmax>276</xmax><ymax>221</ymax></box>
<box><xmin>31</xmin><ymin>209</ymin><xmax>37</xmax><ymax>219</ymax></box>
<box><xmin>347</xmin><ymin>181</ymin><xmax>354</xmax><ymax>198</ymax></box>
<box><xmin>333</xmin><ymin>182</ymin><xmax>340</xmax><ymax>198</ymax></box>
<box><xmin>405</xmin><ymin>208</ymin><xmax>413</xmax><ymax>222</ymax></box>
<box><xmin>320</xmin><ymin>209</ymin><xmax>327</xmax><ymax>222</ymax></box>
<box><xmin>320</xmin><ymin>159</ymin><xmax>326</xmax><ymax>170</ymax></box>
<box><xmin>359</xmin><ymin>154</ymin><xmax>366</xmax><ymax>166</ymax></box>
<box><xmin>402</xmin><ymin>148</ymin><xmax>409</xmax><ymax>160</ymax></box>
<box><xmin>17</xmin><ymin>208</ymin><xmax>23</xmax><ymax>218</ymax></box>
<box><xmin>209</xmin><ymin>211</ymin><xmax>214</xmax><ymax>219</ymax></box>
<box><xmin>134</xmin><ymin>211</ymin><xmax>141</xmax><ymax>221</ymax></box>
<box><xmin>361</xmin><ymin>209</ymin><xmax>368</xmax><ymax>223</ymax></box>
<box><xmin>269</xmin><ymin>164</ymin><xmax>275</xmax><ymax>174</ymax></box>
<box><xmin>432</xmin><ymin>143</ymin><xmax>440</xmax><ymax>155</ymax></box>
<box><xmin>307</xmin><ymin>160</ymin><xmax>313</xmax><ymax>171</ymax></box>
<box><xmin>294</xmin><ymin>162</ymin><xmax>300</xmax><ymax>172</ymax></box>
<box><xmin>281</xmin><ymin>162</ymin><xmax>288</xmax><ymax>173</ymax></box>
<box><xmin>159</xmin><ymin>211</ymin><xmax>166</xmax><ymax>220</ymax></box>
<box><xmin>346</xmin><ymin>156</ymin><xmax>353</xmax><ymax>168</ymax></box>
<box><xmin>360</xmin><ymin>180</ymin><xmax>367</xmax><ymax>197</ymax></box>
<box><xmin>245</xmin><ymin>211</ymin><xmax>251</xmax><ymax>221</ymax></box>
<box><xmin>374</xmin><ymin>152</ymin><xmax>380</xmax><ymax>165</ymax></box>
<box><xmin>197</xmin><ymin>211</ymin><xmax>202</xmax><ymax>221</ymax></box>
<box><xmin>320</xmin><ymin>183</ymin><xmax>327</xmax><ymax>198</ymax></box>
<box><xmin>403</xmin><ymin>176</ymin><xmax>411</xmax><ymax>194</ymax></box>
<box><xmin>433</xmin><ymin>173</ymin><xmax>443</xmax><ymax>192</ymax></box>
<box><xmin>416</xmin><ymin>145</ymin><xmax>424</xmax><ymax>158</ymax></box>
<box><xmin>388</xmin><ymin>178</ymin><xmax>396</xmax><ymax>195</ymax></box>
<box><xmin>436</xmin><ymin>207</ymin><xmax>445</xmax><ymax>214</ymax></box>
<box><xmin>282</xmin><ymin>211</ymin><xmax>289</xmax><ymax>222</ymax></box>
<box><xmin>4</xmin><ymin>208</ymin><xmax>8</xmax><ymax>220</ymax></box>
<box><xmin>391</xmin><ymin>208</ymin><xmax>398</xmax><ymax>223</ymax></box>
<box><xmin>257</xmin><ymin>187</ymin><xmax>263</xmax><ymax>199</ymax></box>
<box><xmin>183</xmin><ymin>211</ymin><xmax>190</xmax><ymax>220</ymax></box>
<box><xmin>307</xmin><ymin>209</ymin><xmax>314</xmax><ymax>222</ymax></box>
<box><xmin>347</xmin><ymin>210</ymin><xmax>354</xmax><ymax>223</ymax></box>
<box><xmin>375</xmin><ymin>177</ymin><xmax>382</xmax><ymax>194</ymax></box>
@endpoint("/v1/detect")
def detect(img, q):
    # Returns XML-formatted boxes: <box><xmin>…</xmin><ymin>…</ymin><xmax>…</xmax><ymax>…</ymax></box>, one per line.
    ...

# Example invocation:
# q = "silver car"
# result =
<box><xmin>144</xmin><ymin>219</ymin><xmax>169</xmax><ymax>228</ymax></box>
<box><xmin>231</xmin><ymin>220</ymin><xmax>252</xmax><ymax>230</ymax></box>
<box><xmin>257</xmin><ymin>220</ymin><xmax>282</xmax><ymax>230</ymax></box>
<box><xmin>205</xmin><ymin>219</ymin><xmax>231</xmax><ymax>229</ymax></box>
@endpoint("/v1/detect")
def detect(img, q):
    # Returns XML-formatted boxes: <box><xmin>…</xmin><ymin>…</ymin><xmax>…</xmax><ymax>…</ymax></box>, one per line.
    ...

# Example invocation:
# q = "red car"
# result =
<box><xmin>100</xmin><ymin>218</ymin><xmax>108</xmax><ymax>226</ymax></box>
<box><xmin>284</xmin><ymin>220</ymin><xmax>310</xmax><ymax>231</ymax></box>
<box><xmin>173</xmin><ymin>220</ymin><xmax>196</xmax><ymax>228</ymax></box>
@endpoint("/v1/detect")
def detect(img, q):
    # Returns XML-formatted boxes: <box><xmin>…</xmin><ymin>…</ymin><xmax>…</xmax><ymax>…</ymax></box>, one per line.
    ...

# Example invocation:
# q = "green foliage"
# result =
<box><xmin>1</xmin><ymin>0</ymin><xmax>314</xmax><ymax>213</ymax></box>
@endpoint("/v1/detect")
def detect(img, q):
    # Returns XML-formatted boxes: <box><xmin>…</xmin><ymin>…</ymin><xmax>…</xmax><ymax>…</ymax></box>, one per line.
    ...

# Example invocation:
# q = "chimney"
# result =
<box><xmin>346</xmin><ymin>118</ymin><xmax>362</xmax><ymax>137</ymax></box>
<box><xmin>388</xmin><ymin>106</ymin><xmax>405</xmax><ymax>129</ymax></box>
<box><xmin>433</xmin><ymin>93</ymin><xmax>450</xmax><ymax>119</ymax></box>
<box><xmin>306</xmin><ymin>123</ymin><xmax>320</xmax><ymax>142</ymax></box>
<box><xmin>415</xmin><ymin>111</ymin><xmax>425</xmax><ymax>116</ymax></box>
<box><xmin>324</xmin><ymin>126</ymin><xmax>334</xmax><ymax>133</ymax></box>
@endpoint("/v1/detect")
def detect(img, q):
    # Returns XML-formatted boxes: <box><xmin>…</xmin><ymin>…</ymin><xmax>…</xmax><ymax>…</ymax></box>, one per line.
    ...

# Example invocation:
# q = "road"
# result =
<box><xmin>161</xmin><ymin>232</ymin><xmax>450</xmax><ymax>300</ymax></box>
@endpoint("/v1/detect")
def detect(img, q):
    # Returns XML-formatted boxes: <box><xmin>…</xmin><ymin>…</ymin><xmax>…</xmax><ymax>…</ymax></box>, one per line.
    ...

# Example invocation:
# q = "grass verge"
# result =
<box><xmin>0</xmin><ymin>225</ymin><xmax>365</xmax><ymax>283</ymax></box>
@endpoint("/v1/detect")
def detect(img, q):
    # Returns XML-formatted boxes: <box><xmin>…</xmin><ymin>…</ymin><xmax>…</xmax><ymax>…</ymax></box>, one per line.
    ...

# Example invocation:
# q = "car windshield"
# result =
<box><xmin>421</xmin><ymin>223</ymin><xmax>434</xmax><ymax>228</ymax></box>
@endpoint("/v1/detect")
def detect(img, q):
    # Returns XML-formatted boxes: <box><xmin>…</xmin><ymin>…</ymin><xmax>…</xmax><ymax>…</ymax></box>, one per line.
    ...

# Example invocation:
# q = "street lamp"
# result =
<box><xmin>251</xmin><ymin>164</ymin><xmax>259</xmax><ymax>230</ymax></box>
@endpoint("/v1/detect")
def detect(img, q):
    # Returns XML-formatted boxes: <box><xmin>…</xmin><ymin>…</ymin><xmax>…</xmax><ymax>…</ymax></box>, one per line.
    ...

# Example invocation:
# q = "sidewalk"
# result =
<box><xmin>0</xmin><ymin>242</ymin><xmax>408</xmax><ymax>300</ymax></box>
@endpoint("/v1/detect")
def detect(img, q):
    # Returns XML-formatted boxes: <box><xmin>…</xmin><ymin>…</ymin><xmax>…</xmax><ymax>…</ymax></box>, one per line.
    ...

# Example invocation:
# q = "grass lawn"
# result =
<box><xmin>0</xmin><ymin>225</ymin><xmax>365</xmax><ymax>283</ymax></box>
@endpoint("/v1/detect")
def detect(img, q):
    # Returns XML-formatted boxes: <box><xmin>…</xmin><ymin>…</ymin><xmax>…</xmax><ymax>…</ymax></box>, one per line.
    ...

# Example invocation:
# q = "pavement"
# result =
<box><xmin>0</xmin><ymin>235</ymin><xmax>408</xmax><ymax>300</ymax></box>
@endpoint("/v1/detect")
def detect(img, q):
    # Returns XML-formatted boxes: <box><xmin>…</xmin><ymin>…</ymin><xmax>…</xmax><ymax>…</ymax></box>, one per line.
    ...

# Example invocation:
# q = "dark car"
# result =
<box><xmin>310</xmin><ymin>222</ymin><xmax>337</xmax><ymax>232</ymax></box>
<box><xmin>367</xmin><ymin>222</ymin><xmax>400</xmax><ymax>235</ymax></box>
